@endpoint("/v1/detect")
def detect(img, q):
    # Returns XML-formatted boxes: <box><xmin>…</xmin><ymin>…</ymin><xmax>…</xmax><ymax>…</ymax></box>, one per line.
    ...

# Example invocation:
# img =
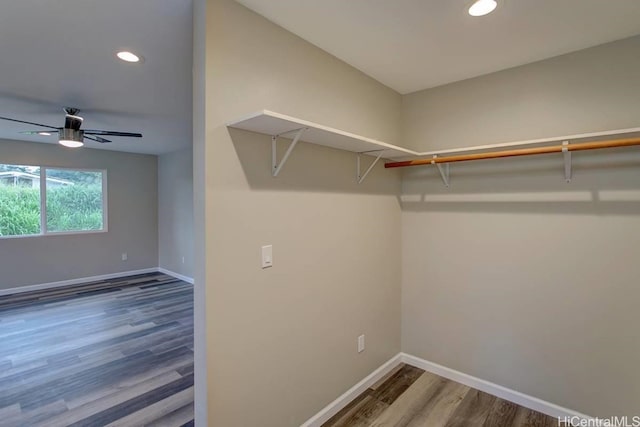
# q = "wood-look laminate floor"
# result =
<box><xmin>0</xmin><ymin>273</ymin><xmax>194</xmax><ymax>427</ymax></box>
<box><xmin>323</xmin><ymin>364</ymin><xmax>560</xmax><ymax>427</ymax></box>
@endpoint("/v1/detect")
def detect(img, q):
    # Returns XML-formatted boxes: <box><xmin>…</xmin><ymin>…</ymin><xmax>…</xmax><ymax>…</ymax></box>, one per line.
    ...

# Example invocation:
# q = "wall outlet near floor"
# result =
<box><xmin>358</xmin><ymin>334</ymin><xmax>365</xmax><ymax>353</ymax></box>
<box><xmin>182</xmin><ymin>256</ymin><xmax>185</xmax><ymax>264</ymax></box>
<box><xmin>121</xmin><ymin>252</ymin><xmax>128</xmax><ymax>261</ymax></box>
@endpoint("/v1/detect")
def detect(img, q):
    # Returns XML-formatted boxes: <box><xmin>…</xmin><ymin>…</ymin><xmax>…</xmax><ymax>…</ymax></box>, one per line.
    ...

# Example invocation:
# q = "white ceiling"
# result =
<box><xmin>235</xmin><ymin>0</ymin><xmax>640</xmax><ymax>94</ymax></box>
<box><xmin>0</xmin><ymin>0</ymin><xmax>192</xmax><ymax>155</ymax></box>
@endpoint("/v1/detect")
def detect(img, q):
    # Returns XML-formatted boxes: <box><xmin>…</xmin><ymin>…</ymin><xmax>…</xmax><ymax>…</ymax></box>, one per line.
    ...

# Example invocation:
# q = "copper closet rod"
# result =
<box><xmin>384</xmin><ymin>136</ymin><xmax>640</xmax><ymax>169</ymax></box>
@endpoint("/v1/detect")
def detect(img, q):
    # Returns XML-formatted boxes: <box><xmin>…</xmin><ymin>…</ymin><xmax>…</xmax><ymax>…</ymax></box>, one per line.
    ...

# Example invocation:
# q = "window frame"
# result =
<box><xmin>0</xmin><ymin>164</ymin><xmax>108</xmax><ymax>239</ymax></box>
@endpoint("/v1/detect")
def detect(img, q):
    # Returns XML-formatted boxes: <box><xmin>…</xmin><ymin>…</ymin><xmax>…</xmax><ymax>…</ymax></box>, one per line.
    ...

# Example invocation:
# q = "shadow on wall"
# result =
<box><xmin>229</xmin><ymin>127</ymin><xmax>401</xmax><ymax>196</ymax></box>
<box><xmin>401</xmin><ymin>146</ymin><xmax>640</xmax><ymax>216</ymax></box>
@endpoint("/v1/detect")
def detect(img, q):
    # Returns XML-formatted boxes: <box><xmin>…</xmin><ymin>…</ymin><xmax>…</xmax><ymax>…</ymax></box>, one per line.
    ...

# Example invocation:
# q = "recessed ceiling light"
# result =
<box><xmin>117</xmin><ymin>51</ymin><xmax>142</xmax><ymax>63</ymax></box>
<box><xmin>468</xmin><ymin>0</ymin><xmax>497</xmax><ymax>16</ymax></box>
<box><xmin>38</xmin><ymin>131</ymin><xmax>52</xmax><ymax>136</ymax></box>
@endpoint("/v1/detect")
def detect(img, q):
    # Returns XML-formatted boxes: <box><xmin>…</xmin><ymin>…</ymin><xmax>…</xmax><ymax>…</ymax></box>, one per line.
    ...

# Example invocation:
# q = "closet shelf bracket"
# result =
<box><xmin>432</xmin><ymin>155</ymin><xmax>450</xmax><ymax>187</ymax></box>
<box><xmin>272</xmin><ymin>127</ymin><xmax>308</xmax><ymax>177</ymax></box>
<box><xmin>357</xmin><ymin>150</ymin><xmax>384</xmax><ymax>184</ymax></box>
<box><xmin>562</xmin><ymin>141</ymin><xmax>572</xmax><ymax>183</ymax></box>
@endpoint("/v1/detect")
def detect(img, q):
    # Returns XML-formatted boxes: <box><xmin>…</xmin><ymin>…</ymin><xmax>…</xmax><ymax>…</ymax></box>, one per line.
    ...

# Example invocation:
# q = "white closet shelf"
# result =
<box><xmin>227</xmin><ymin>110</ymin><xmax>640</xmax><ymax>185</ymax></box>
<box><xmin>227</xmin><ymin>110</ymin><xmax>416</xmax><ymax>160</ymax></box>
<box><xmin>227</xmin><ymin>110</ymin><xmax>640</xmax><ymax>159</ymax></box>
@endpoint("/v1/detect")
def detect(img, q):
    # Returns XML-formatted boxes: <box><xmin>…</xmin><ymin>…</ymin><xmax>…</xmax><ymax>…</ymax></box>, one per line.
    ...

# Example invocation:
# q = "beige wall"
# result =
<box><xmin>195</xmin><ymin>5</ymin><xmax>640</xmax><ymax>422</ymax></box>
<box><xmin>0</xmin><ymin>139</ymin><xmax>158</xmax><ymax>289</ymax></box>
<box><xmin>401</xmin><ymin>36</ymin><xmax>640</xmax><ymax>417</ymax></box>
<box><xmin>402</xmin><ymin>35</ymin><xmax>640</xmax><ymax>152</ymax></box>
<box><xmin>200</xmin><ymin>0</ymin><xmax>402</xmax><ymax>425</ymax></box>
<box><xmin>158</xmin><ymin>147</ymin><xmax>193</xmax><ymax>278</ymax></box>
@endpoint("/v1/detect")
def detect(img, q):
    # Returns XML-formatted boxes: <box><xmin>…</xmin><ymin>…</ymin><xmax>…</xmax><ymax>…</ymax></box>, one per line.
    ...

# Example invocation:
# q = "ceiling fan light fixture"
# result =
<box><xmin>0</xmin><ymin>107</ymin><xmax>142</xmax><ymax>146</ymax></box>
<box><xmin>468</xmin><ymin>0</ymin><xmax>497</xmax><ymax>16</ymax></box>
<box><xmin>117</xmin><ymin>51</ymin><xmax>142</xmax><ymax>63</ymax></box>
<box><xmin>58</xmin><ymin>128</ymin><xmax>84</xmax><ymax>148</ymax></box>
<box><xmin>59</xmin><ymin>139</ymin><xmax>84</xmax><ymax>148</ymax></box>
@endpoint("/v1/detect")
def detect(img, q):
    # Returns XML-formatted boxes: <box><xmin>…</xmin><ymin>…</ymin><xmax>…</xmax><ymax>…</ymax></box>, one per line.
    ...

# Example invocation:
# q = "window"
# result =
<box><xmin>0</xmin><ymin>164</ymin><xmax>42</xmax><ymax>236</ymax></box>
<box><xmin>0</xmin><ymin>163</ymin><xmax>107</xmax><ymax>238</ymax></box>
<box><xmin>46</xmin><ymin>169</ymin><xmax>105</xmax><ymax>233</ymax></box>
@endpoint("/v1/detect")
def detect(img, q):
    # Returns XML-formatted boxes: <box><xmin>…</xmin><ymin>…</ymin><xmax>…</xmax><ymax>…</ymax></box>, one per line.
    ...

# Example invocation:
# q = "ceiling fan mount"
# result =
<box><xmin>64</xmin><ymin>107</ymin><xmax>81</xmax><ymax>116</ymax></box>
<box><xmin>0</xmin><ymin>107</ymin><xmax>143</xmax><ymax>148</ymax></box>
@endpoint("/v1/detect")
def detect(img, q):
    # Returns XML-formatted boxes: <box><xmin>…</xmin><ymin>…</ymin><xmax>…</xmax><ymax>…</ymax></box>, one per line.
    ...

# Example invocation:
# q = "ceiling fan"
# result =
<box><xmin>0</xmin><ymin>107</ymin><xmax>143</xmax><ymax>148</ymax></box>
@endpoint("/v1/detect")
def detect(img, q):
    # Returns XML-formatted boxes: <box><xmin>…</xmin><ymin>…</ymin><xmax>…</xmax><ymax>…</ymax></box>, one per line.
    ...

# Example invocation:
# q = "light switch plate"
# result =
<box><xmin>261</xmin><ymin>245</ymin><xmax>273</xmax><ymax>269</ymax></box>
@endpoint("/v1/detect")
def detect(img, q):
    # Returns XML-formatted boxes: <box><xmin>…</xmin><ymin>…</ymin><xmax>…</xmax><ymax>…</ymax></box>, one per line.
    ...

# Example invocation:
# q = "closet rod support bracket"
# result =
<box><xmin>432</xmin><ymin>156</ymin><xmax>450</xmax><ymax>187</ymax></box>
<box><xmin>562</xmin><ymin>141</ymin><xmax>572</xmax><ymax>183</ymax></box>
<box><xmin>357</xmin><ymin>150</ymin><xmax>385</xmax><ymax>184</ymax></box>
<box><xmin>272</xmin><ymin>127</ymin><xmax>307</xmax><ymax>177</ymax></box>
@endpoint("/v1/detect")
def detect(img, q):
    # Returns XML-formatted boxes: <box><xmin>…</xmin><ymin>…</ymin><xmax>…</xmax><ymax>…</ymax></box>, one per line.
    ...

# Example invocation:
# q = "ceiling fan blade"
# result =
<box><xmin>0</xmin><ymin>116</ymin><xmax>60</xmax><ymax>130</ymax></box>
<box><xmin>84</xmin><ymin>135</ymin><xmax>111</xmax><ymax>143</ymax></box>
<box><xmin>83</xmin><ymin>130</ymin><xmax>142</xmax><ymax>138</ymax></box>
<box><xmin>20</xmin><ymin>130</ymin><xmax>58</xmax><ymax>135</ymax></box>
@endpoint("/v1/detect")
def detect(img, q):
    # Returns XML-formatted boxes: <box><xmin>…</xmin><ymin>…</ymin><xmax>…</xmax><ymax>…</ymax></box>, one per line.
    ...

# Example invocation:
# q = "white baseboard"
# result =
<box><xmin>0</xmin><ymin>268</ymin><xmax>160</xmax><ymax>297</ymax></box>
<box><xmin>0</xmin><ymin>267</ymin><xmax>195</xmax><ymax>297</ymax></box>
<box><xmin>300</xmin><ymin>353</ymin><xmax>403</xmax><ymax>427</ymax></box>
<box><xmin>300</xmin><ymin>352</ymin><xmax>593</xmax><ymax>427</ymax></box>
<box><xmin>401</xmin><ymin>353</ymin><xmax>592</xmax><ymax>421</ymax></box>
<box><xmin>157</xmin><ymin>268</ymin><xmax>194</xmax><ymax>284</ymax></box>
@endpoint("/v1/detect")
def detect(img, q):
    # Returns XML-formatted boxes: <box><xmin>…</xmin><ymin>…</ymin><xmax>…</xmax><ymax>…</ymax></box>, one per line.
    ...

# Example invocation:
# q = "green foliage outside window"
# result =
<box><xmin>0</xmin><ymin>186</ymin><xmax>41</xmax><ymax>236</ymax></box>
<box><xmin>46</xmin><ymin>185</ymin><xmax>103</xmax><ymax>232</ymax></box>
